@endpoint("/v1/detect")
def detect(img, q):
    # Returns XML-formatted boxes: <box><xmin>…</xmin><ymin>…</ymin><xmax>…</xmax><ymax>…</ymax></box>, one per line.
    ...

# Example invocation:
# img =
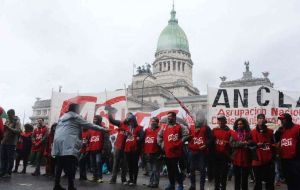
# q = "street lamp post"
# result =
<box><xmin>141</xmin><ymin>74</ymin><xmax>153</xmax><ymax>111</ymax></box>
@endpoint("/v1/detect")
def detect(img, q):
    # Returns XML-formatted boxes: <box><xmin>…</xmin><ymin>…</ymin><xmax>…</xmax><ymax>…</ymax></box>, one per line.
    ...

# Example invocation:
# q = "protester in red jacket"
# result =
<box><xmin>31</xmin><ymin>118</ymin><xmax>49</xmax><ymax>176</ymax></box>
<box><xmin>157</xmin><ymin>112</ymin><xmax>189</xmax><ymax>190</ymax></box>
<box><xmin>43</xmin><ymin>123</ymin><xmax>57</xmax><ymax>177</ymax></box>
<box><xmin>144</xmin><ymin>117</ymin><xmax>161</xmax><ymax>188</ymax></box>
<box><xmin>13</xmin><ymin>123</ymin><xmax>33</xmax><ymax>174</ymax></box>
<box><xmin>251</xmin><ymin>114</ymin><xmax>275</xmax><ymax>190</ymax></box>
<box><xmin>105</xmin><ymin>105</ymin><xmax>137</xmax><ymax>185</ymax></box>
<box><xmin>188</xmin><ymin>120</ymin><xmax>212</xmax><ymax>190</ymax></box>
<box><xmin>278</xmin><ymin>113</ymin><xmax>300</xmax><ymax>190</ymax></box>
<box><xmin>124</xmin><ymin>115</ymin><xmax>143</xmax><ymax>186</ymax></box>
<box><xmin>230</xmin><ymin>118</ymin><xmax>252</xmax><ymax>190</ymax></box>
<box><xmin>212</xmin><ymin>115</ymin><xmax>232</xmax><ymax>190</ymax></box>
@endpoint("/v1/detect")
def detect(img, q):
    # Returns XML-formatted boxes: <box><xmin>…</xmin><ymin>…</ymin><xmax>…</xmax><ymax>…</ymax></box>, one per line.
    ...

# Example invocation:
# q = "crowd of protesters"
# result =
<box><xmin>0</xmin><ymin>104</ymin><xmax>299</xmax><ymax>190</ymax></box>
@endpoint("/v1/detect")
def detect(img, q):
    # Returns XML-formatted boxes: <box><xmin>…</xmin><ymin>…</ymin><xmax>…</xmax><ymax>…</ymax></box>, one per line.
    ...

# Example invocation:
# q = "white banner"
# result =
<box><xmin>207</xmin><ymin>86</ymin><xmax>300</xmax><ymax>127</ymax></box>
<box><xmin>49</xmin><ymin>90</ymin><xmax>127</xmax><ymax>130</ymax></box>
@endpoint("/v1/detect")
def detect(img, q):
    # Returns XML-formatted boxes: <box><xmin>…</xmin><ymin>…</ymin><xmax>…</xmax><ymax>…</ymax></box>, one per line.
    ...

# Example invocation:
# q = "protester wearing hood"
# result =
<box><xmin>157</xmin><ymin>112</ymin><xmax>189</xmax><ymax>190</ymax></box>
<box><xmin>105</xmin><ymin>104</ymin><xmax>143</xmax><ymax>185</ymax></box>
<box><xmin>251</xmin><ymin>114</ymin><xmax>275</xmax><ymax>190</ymax></box>
<box><xmin>188</xmin><ymin>119</ymin><xmax>212</xmax><ymax>190</ymax></box>
<box><xmin>0</xmin><ymin>109</ymin><xmax>21</xmax><ymax>178</ymax></box>
<box><xmin>144</xmin><ymin>117</ymin><xmax>161</xmax><ymax>188</ymax></box>
<box><xmin>31</xmin><ymin>118</ymin><xmax>49</xmax><ymax>176</ymax></box>
<box><xmin>124</xmin><ymin>113</ymin><xmax>143</xmax><ymax>186</ymax></box>
<box><xmin>278</xmin><ymin>113</ymin><xmax>300</xmax><ymax>190</ymax></box>
<box><xmin>212</xmin><ymin>115</ymin><xmax>232</xmax><ymax>190</ymax></box>
<box><xmin>230</xmin><ymin>118</ymin><xmax>252</xmax><ymax>190</ymax></box>
<box><xmin>52</xmin><ymin>103</ymin><xmax>109</xmax><ymax>190</ymax></box>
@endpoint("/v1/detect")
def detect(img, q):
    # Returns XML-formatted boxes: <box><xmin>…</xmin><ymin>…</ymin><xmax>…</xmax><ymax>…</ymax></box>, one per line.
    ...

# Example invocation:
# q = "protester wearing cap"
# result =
<box><xmin>212</xmin><ymin>115</ymin><xmax>232</xmax><ymax>190</ymax></box>
<box><xmin>187</xmin><ymin>119</ymin><xmax>212</xmax><ymax>190</ymax></box>
<box><xmin>278</xmin><ymin>113</ymin><xmax>300</xmax><ymax>190</ymax></box>
<box><xmin>251</xmin><ymin>113</ymin><xmax>275</xmax><ymax>190</ymax></box>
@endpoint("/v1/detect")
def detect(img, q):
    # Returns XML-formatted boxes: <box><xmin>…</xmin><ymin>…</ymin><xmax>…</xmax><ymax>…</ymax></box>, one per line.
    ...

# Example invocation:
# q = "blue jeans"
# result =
<box><xmin>79</xmin><ymin>153</ymin><xmax>89</xmax><ymax>179</ymax></box>
<box><xmin>188</xmin><ymin>151</ymin><xmax>207</xmax><ymax>189</ymax></box>
<box><xmin>145</xmin><ymin>153</ymin><xmax>161</xmax><ymax>186</ymax></box>
<box><xmin>90</xmin><ymin>151</ymin><xmax>102</xmax><ymax>179</ymax></box>
<box><xmin>0</xmin><ymin>144</ymin><xmax>16</xmax><ymax>175</ymax></box>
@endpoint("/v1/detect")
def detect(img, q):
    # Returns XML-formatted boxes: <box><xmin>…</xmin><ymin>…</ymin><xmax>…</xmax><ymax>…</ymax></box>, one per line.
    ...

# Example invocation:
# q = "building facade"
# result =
<box><xmin>30</xmin><ymin>6</ymin><xmax>274</xmax><ymax>123</ymax></box>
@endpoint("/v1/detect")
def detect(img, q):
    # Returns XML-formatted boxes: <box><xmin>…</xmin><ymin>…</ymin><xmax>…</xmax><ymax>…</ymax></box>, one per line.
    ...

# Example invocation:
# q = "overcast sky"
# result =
<box><xmin>0</xmin><ymin>0</ymin><xmax>300</xmax><ymax>121</ymax></box>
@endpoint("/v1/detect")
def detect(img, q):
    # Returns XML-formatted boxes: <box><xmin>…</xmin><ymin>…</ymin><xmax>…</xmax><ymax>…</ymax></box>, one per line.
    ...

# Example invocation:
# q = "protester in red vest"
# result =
<box><xmin>31</xmin><ymin>118</ymin><xmax>49</xmax><ymax>176</ymax></box>
<box><xmin>212</xmin><ymin>115</ymin><xmax>232</xmax><ymax>190</ymax></box>
<box><xmin>13</xmin><ymin>123</ymin><xmax>33</xmax><ymax>174</ymax></box>
<box><xmin>88</xmin><ymin>115</ymin><xmax>105</xmax><ymax>183</ymax></box>
<box><xmin>43</xmin><ymin>123</ymin><xmax>57</xmax><ymax>177</ymax></box>
<box><xmin>144</xmin><ymin>117</ymin><xmax>161</xmax><ymax>188</ymax></box>
<box><xmin>105</xmin><ymin>105</ymin><xmax>132</xmax><ymax>184</ymax></box>
<box><xmin>188</xmin><ymin>119</ymin><xmax>212</xmax><ymax>190</ymax></box>
<box><xmin>157</xmin><ymin>112</ymin><xmax>189</xmax><ymax>190</ymax></box>
<box><xmin>124</xmin><ymin>114</ymin><xmax>143</xmax><ymax>186</ymax></box>
<box><xmin>230</xmin><ymin>118</ymin><xmax>252</xmax><ymax>190</ymax></box>
<box><xmin>278</xmin><ymin>113</ymin><xmax>300</xmax><ymax>190</ymax></box>
<box><xmin>251</xmin><ymin>114</ymin><xmax>275</xmax><ymax>190</ymax></box>
<box><xmin>79</xmin><ymin>127</ymin><xmax>90</xmax><ymax>180</ymax></box>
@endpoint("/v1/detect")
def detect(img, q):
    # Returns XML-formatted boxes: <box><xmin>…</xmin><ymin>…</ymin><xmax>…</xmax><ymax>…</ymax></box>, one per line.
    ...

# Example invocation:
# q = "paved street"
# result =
<box><xmin>0</xmin><ymin>165</ymin><xmax>287</xmax><ymax>190</ymax></box>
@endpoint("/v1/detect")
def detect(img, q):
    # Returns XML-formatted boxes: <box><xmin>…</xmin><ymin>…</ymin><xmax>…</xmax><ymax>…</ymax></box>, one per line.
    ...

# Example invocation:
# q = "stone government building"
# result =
<box><xmin>30</xmin><ymin>6</ymin><xmax>273</xmax><ymax>125</ymax></box>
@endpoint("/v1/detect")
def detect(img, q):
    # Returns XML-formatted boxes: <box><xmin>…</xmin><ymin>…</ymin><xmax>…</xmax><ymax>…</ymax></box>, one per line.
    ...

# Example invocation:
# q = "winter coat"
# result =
<box><xmin>51</xmin><ymin>111</ymin><xmax>107</xmax><ymax>159</ymax></box>
<box><xmin>1</xmin><ymin>116</ymin><xmax>21</xmax><ymax>145</ymax></box>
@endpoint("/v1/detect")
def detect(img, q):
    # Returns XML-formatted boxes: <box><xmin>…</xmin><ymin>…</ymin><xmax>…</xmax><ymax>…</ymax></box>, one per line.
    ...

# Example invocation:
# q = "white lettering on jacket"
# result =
<box><xmin>216</xmin><ymin>139</ymin><xmax>226</xmax><ymax>146</ymax></box>
<box><xmin>90</xmin><ymin>136</ymin><xmax>100</xmax><ymax>142</ymax></box>
<box><xmin>193</xmin><ymin>137</ymin><xmax>203</xmax><ymax>145</ymax></box>
<box><xmin>168</xmin><ymin>134</ymin><xmax>179</xmax><ymax>142</ymax></box>
<box><xmin>145</xmin><ymin>137</ymin><xmax>155</xmax><ymax>144</ymax></box>
<box><xmin>36</xmin><ymin>134</ymin><xmax>43</xmax><ymax>140</ymax></box>
<box><xmin>281</xmin><ymin>138</ymin><xmax>292</xmax><ymax>147</ymax></box>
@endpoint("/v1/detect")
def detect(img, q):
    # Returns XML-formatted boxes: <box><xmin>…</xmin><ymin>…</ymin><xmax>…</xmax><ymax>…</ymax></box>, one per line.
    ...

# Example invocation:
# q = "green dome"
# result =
<box><xmin>156</xmin><ymin>8</ymin><xmax>189</xmax><ymax>53</ymax></box>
